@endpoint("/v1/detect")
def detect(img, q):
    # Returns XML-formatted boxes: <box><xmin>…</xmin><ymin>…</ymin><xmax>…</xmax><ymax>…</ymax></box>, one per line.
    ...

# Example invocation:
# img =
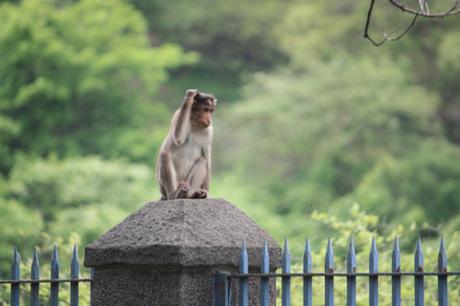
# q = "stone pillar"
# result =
<box><xmin>84</xmin><ymin>198</ymin><xmax>281</xmax><ymax>306</ymax></box>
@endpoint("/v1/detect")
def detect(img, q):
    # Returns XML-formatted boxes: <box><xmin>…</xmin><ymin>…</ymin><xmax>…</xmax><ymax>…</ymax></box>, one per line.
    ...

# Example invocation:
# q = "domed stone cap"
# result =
<box><xmin>84</xmin><ymin>198</ymin><xmax>281</xmax><ymax>268</ymax></box>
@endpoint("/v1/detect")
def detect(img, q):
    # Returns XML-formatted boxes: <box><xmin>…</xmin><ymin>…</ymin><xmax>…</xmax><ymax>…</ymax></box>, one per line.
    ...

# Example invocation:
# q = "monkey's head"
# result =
<box><xmin>191</xmin><ymin>92</ymin><xmax>217</xmax><ymax>129</ymax></box>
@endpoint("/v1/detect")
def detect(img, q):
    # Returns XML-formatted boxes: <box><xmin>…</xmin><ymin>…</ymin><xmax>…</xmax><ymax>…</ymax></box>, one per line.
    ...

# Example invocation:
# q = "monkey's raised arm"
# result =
<box><xmin>172</xmin><ymin>89</ymin><xmax>197</xmax><ymax>145</ymax></box>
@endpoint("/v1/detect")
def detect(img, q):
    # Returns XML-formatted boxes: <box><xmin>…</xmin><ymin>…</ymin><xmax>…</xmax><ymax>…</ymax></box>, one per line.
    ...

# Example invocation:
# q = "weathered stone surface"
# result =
<box><xmin>85</xmin><ymin>198</ymin><xmax>281</xmax><ymax>267</ymax></box>
<box><xmin>84</xmin><ymin>198</ymin><xmax>281</xmax><ymax>306</ymax></box>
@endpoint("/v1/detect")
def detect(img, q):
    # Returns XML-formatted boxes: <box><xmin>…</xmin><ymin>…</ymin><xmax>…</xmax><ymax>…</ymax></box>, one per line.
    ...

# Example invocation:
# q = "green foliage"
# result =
<box><xmin>0</xmin><ymin>0</ymin><xmax>196</xmax><ymax>172</ymax></box>
<box><xmin>217</xmin><ymin>56</ymin><xmax>444</xmax><ymax>215</ymax></box>
<box><xmin>275</xmin><ymin>207</ymin><xmax>460</xmax><ymax>305</ymax></box>
<box><xmin>0</xmin><ymin>199</ymin><xmax>43</xmax><ymax>273</ymax></box>
<box><xmin>341</xmin><ymin>143</ymin><xmax>460</xmax><ymax>225</ymax></box>
<box><xmin>0</xmin><ymin>1</ymin><xmax>459</xmax><ymax>303</ymax></box>
<box><xmin>131</xmin><ymin>0</ymin><xmax>286</xmax><ymax>73</ymax></box>
<box><xmin>0</xmin><ymin>156</ymin><xmax>156</xmax><ymax>274</ymax></box>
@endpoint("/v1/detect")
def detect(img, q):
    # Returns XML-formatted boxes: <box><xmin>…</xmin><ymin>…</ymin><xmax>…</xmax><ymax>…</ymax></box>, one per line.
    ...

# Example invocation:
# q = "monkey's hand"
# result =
<box><xmin>192</xmin><ymin>189</ymin><xmax>208</xmax><ymax>199</ymax></box>
<box><xmin>185</xmin><ymin>89</ymin><xmax>198</xmax><ymax>99</ymax></box>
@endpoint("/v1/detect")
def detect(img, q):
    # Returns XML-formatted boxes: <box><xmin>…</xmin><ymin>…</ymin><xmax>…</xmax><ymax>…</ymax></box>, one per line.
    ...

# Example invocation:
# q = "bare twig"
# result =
<box><xmin>388</xmin><ymin>0</ymin><xmax>460</xmax><ymax>17</ymax></box>
<box><xmin>364</xmin><ymin>0</ymin><xmax>419</xmax><ymax>46</ymax></box>
<box><xmin>364</xmin><ymin>0</ymin><xmax>460</xmax><ymax>46</ymax></box>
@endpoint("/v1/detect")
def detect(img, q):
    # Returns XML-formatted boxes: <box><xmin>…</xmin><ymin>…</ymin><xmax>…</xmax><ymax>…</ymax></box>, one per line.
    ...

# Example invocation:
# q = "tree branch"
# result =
<box><xmin>364</xmin><ymin>0</ymin><xmax>460</xmax><ymax>46</ymax></box>
<box><xmin>388</xmin><ymin>0</ymin><xmax>460</xmax><ymax>17</ymax></box>
<box><xmin>364</xmin><ymin>0</ymin><xmax>419</xmax><ymax>46</ymax></box>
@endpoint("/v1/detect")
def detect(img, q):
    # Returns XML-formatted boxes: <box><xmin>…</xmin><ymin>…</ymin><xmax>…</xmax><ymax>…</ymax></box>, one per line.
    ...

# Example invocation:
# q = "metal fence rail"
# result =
<box><xmin>214</xmin><ymin>237</ymin><xmax>459</xmax><ymax>306</ymax></box>
<box><xmin>1</xmin><ymin>245</ymin><xmax>92</xmax><ymax>306</ymax></box>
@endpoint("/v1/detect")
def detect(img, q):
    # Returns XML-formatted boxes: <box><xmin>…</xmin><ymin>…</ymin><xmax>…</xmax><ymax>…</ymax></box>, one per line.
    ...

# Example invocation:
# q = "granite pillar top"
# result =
<box><xmin>84</xmin><ymin>198</ymin><xmax>281</xmax><ymax>268</ymax></box>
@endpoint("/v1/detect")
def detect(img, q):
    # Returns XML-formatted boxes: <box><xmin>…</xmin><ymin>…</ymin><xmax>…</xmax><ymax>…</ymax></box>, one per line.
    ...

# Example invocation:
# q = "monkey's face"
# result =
<box><xmin>191</xmin><ymin>103</ymin><xmax>214</xmax><ymax>128</ymax></box>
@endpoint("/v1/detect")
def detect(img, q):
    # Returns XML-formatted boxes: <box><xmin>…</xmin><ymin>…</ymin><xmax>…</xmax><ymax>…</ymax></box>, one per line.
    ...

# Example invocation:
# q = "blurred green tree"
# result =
<box><xmin>339</xmin><ymin>142</ymin><xmax>460</xmax><ymax>225</ymax></box>
<box><xmin>5</xmin><ymin>156</ymin><xmax>154</xmax><ymax>225</ymax></box>
<box><xmin>216</xmin><ymin>55</ymin><xmax>460</xmax><ymax>224</ymax></box>
<box><xmin>0</xmin><ymin>0</ymin><xmax>197</xmax><ymax>174</ymax></box>
<box><xmin>131</xmin><ymin>0</ymin><xmax>286</xmax><ymax>73</ymax></box>
<box><xmin>0</xmin><ymin>198</ymin><xmax>43</xmax><ymax>273</ymax></box>
<box><xmin>0</xmin><ymin>156</ymin><xmax>155</xmax><ymax>275</ymax></box>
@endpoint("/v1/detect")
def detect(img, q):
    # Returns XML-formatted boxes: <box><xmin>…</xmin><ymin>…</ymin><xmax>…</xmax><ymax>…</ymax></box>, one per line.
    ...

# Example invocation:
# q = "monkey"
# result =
<box><xmin>156</xmin><ymin>89</ymin><xmax>217</xmax><ymax>200</ymax></box>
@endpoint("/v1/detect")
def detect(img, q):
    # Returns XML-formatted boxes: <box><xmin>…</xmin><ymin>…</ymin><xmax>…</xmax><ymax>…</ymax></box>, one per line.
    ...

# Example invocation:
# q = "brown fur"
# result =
<box><xmin>156</xmin><ymin>89</ymin><xmax>216</xmax><ymax>200</ymax></box>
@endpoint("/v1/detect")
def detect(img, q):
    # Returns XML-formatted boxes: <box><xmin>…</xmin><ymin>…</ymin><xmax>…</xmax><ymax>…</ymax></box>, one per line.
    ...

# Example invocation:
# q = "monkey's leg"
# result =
<box><xmin>192</xmin><ymin>177</ymin><xmax>209</xmax><ymax>198</ymax></box>
<box><xmin>176</xmin><ymin>181</ymin><xmax>191</xmax><ymax>199</ymax></box>
<box><xmin>186</xmin><ymin>158</ymin><xmax>209</xmax><ymax>199</ymax></box>
<box><xmin>158</xmin><ymin>150</ymin><xmax>180</xmax><ymax>199</ymax></box>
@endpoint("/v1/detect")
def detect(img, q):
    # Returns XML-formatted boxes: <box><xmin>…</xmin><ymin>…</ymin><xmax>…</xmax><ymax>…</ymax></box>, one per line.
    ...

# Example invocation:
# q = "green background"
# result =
<box><xmin>0</xmin><ymin>0</ymin><xmax>459</xmax><ymax>304</ymax></box>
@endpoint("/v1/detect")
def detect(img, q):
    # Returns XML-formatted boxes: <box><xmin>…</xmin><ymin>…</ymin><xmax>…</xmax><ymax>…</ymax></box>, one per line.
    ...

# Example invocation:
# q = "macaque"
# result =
<box><xmin>156</xmin><ymin>89</ymin><xmax>217</xmax><ymax>200</ymax></box>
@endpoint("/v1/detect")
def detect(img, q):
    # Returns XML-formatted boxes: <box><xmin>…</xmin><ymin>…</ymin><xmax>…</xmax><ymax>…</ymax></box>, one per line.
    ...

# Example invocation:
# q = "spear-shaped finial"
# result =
<box><xmin>392</xmin><ymin>236</ymin><xmax>401</xmax><ymax>272</ymax></box>
<box><xmin>438</xmin><ymin>237</ymin><xmax>448</xmax><ymax>273</ymax></box>
<box><xmin>11</xmin><ymin>247</ymin><xmax>21</xmax><ymax>279</ymax></box>
<box><xmin>325</xmin><ymin>239</ymin><xmax>334</xmax><ymax>272</ymax></box>
<box><xmin>261</xmin><ymin>240</ymin><xmax>269</xmax><ymax>273</ymax></box>
<box><xmin>369</xmin><ymin>237</ymin><xmax>378</xmax><ymax>273</ymax></box>
<box><xmin>51</xmin><ymin>245</ymin><xmax>60</xmax><ymax>279</ymax></box>
<box><xmin>414</xmin><ymin>237</ymin><xmax>424</xmax><ymax>272</ymax></box>
<box><xmin>31</xmin><ymin>248</ymin><xmax>40</xmax><ymax>279</ymax></box>
<box><xmin>71</xmin><ymin>244</ymin><xmax>80</xmax><ymax>279</ymax></box>
<box><xmin>304</xmin><ymin>239</ymin><xmax>312</xmax><ymax>273</ymax></box>
<box><xmin>347</xmin><ymin>238</ymin><xmax>356</xmax><ymax>273</ymax></box>
<box><xmin>282</xmin><ymin>238</ymin><xmax>291</xmax><ymax>273</ymax></box>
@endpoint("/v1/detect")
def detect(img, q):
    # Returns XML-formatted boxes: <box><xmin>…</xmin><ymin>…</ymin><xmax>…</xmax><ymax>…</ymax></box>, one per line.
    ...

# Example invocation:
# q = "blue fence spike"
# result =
<box><xmin>415</xmin><ymin>237</ymin><xmax>424</xmax><ymax>272</ymax></box>
<box><xmin>437</xmin><ymin>238</ymin><xmax>448</xmax><ymax>306</ymax></box>
<box><xmin>261</xmin><ymin>240</ymin><xmax>269</xmax><ymax>306</ymax></box>
<box><xmin>262</xmin><ymin>240</ymin><xmax>269</xmax><ymax>273</ymax></box>
<box><xmin>10</xmin><ymin>247</ymin><xmax>21</xmax><ymax>306</ymax></box>
<box><xmin>347</xmin><ymin>239</ymin><xmax>356</xmax><ymax>273</ymax></box>
<box><xmin>304</xmin><ymin>239</ymin><xmax>312</xmax><ymax>273</ymax></box>
<box><xmin>325</xmin><ymin>239</ymin><xmax>334</xmax><ymax>272</ymax></box>
<box><xmin>392</xmin><ymin>237</ymin><xmax>401</xmax><ymax>306</ymax></box>
<box><xmin>51</xmin><ymin>245</ymin><xmax>60</xmax><ymax>306</ymax></box>
<box><xmin>52</xmin><ymin>245</ymin><xmax>60</xmax><ymax>278</ymax></box>
<box><xmin>438</xmin><ymin>238</ymin><xmax>447</xmax><ymax>272</ymax></box>
<box><xmin>303</xmin><ymin>239</ymin><xmax>312</xmax><ymax>306</ymax></box>
<box><xmin>31</xmin><ymin>248</ymin><xmax>40</xmax><ymax>277</ymax></box>
<box><xmin>31</xmin><ymin>248</ymin><xmax>40</xmax><ymax>306</ymax></box>
<box><xmin>369</xmin><ymin>237</ymin><xmax>378</xmax><ymax>306</ymax></box>
<box><xmin>369</xmin><ymin>237</ymin><xmax>378</xmax><ymax>273</ymax></box>
<box><xmin>392</xmin><ymin>237</ymin><xmax>401</xmax><ymax>272</ymax></box>
<box><xmin>239</xmin><ymin>241</ymin><xmax>248</xmax><ymax>306</ymax></box>
<box><xmin>71</xmin><ymin>245</ymin><xmax>80</xmax><ymax>306</ymax></box>
<box><xmin>71</xmin><ymin>244</ymin><xmax>80</xmax><ymax>278</ymax></box>
<box><xmin>282</xmin><ymin>239</ymin><xmax>291</xmax><ymax>273</ymax></box>
<box><xmin>347</xmin><ymin>239</ymin><xmax>356</xmax><ymax>306</ymax></box>
<box><xmin>414</xmin><ymin>237</ymin><xmax>424</xmax><ymax>306</ymax></box>
<box><xmin>282</xmin><ymin>238</ymin><xmax>291</xmax><ymax>306</ymax></box>
<box><xmin>11</xmin><ymin>247</ymin><xmax>21</xmax><ymax>277</ymax></box>
<box><xmin>324</xmin><ymin>239</ymin><xmax>334</xmax><ymax>306</ymax></box>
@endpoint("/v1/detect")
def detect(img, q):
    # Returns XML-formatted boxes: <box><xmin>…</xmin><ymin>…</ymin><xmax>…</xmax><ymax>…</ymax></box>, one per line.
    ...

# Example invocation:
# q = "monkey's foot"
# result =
<box><xmin>176</xmin><ymin>181</ymin><xmax>191</xmax><ymax>198</ymax></box>
<box><xmin>192</xmin><ymin>189</ymin><xmax>208</xmax><ymax>199</ymax></box>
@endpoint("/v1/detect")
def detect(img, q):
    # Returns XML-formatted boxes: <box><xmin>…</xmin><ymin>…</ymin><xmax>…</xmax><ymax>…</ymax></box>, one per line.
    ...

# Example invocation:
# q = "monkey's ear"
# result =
<box><xmin>213</xmin><ymin>99</ymin><xmax>218</xmax><ymax>106</ymax></box>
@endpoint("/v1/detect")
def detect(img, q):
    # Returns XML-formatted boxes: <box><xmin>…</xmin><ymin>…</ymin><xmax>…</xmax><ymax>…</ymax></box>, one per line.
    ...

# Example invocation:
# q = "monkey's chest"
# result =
<box><xmin>172</xmin><ymin>136</ymin><xmax>208</xmax><ymax>181</ymax></box>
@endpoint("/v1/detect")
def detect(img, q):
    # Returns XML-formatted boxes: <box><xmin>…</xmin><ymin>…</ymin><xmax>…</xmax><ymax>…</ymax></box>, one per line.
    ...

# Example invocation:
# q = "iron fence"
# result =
<box><xmin>0</xmin><ymin>245</ymin><xmax>91</xmax><ymax>306</ymax></box>
<box><xmin>214</xmin><ymin>237</ymin><xmax>460</xmax><ymax>306</ymax></box>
